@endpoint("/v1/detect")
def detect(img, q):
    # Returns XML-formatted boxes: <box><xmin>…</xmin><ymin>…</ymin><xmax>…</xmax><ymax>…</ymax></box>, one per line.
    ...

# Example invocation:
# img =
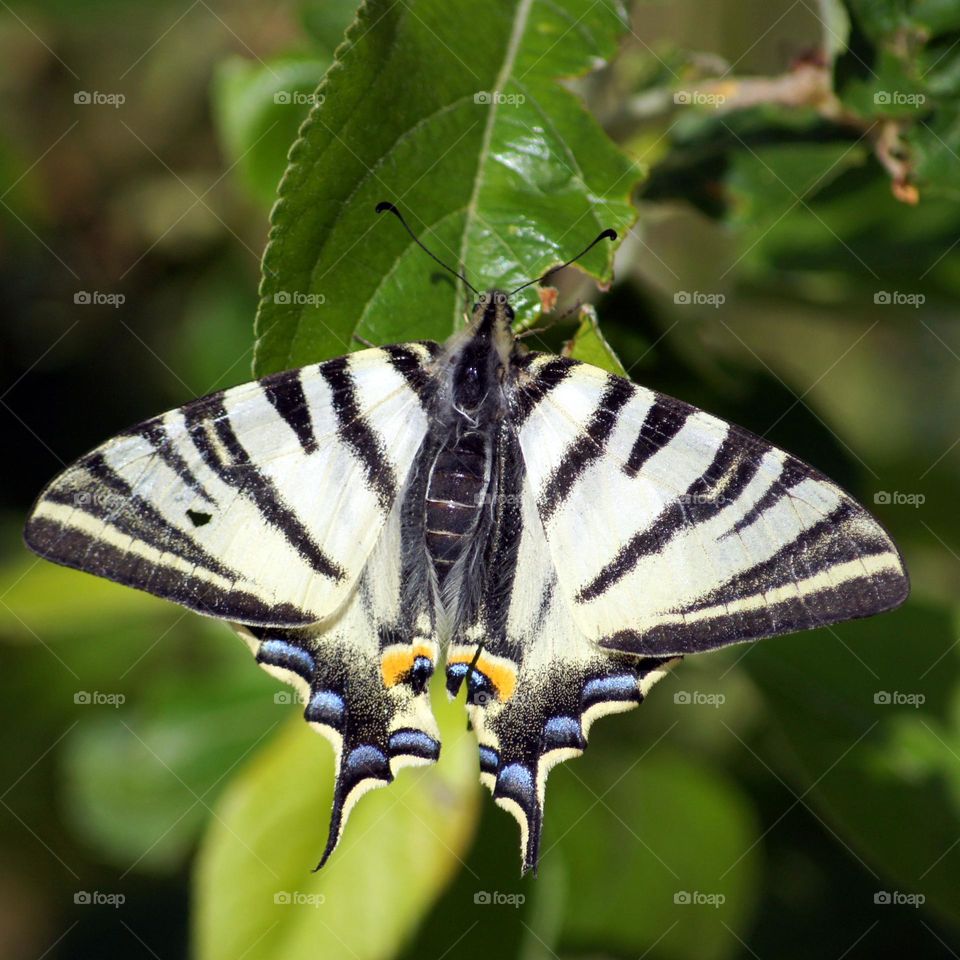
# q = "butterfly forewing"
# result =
<box><xmin>24</xmin><ymin>344</ymin><xmax>437</xmax><ymax>626</ymax></box>
<box><xmin>512</xmin><ymin>354</ymin><xmax>908</xmax><ymax>656</ymax></box>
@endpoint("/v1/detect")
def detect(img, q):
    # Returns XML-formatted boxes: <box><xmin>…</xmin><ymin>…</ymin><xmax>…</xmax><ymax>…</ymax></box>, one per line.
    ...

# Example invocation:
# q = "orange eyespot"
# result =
<box><xmin>381</xmin><ymin>644</ymin><xmax>434</xmax><ymax>687</ymax></box>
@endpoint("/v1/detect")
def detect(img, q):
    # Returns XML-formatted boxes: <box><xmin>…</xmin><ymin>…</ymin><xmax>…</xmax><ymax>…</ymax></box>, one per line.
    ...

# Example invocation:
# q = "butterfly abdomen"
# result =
<box><xmin>424</xmin><ymin>429</ymin><xmax>491</xmax><ymax>587</ymax></box>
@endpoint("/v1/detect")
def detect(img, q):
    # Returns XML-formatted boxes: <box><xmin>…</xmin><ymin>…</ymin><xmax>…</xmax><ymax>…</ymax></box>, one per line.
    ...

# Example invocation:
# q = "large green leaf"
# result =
<box><xmin>745</xmin><ymin>603</ymin><xmax>960</xmax><ymax>929</ymax></box>
<box><xmin>193</xmin><ymin>687</ymin><xmax>481</xmax><ymax>960</ymax></box>
<box><xmin>253</xmin><ymin>0</ymin><xmax>642</xmax><ymax>375</ymax></box>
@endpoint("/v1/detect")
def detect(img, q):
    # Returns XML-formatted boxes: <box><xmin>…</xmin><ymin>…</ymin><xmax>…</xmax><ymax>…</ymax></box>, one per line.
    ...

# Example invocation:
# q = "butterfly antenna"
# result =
<box><xmin>508</xmin><ymin>228</ymin><xmax>618</xmax><ymax>298</ymax></box>
<box><xmin>376</xmin><ymin>201</ymin><xmax>479</xmax><ymax>295</ymax></box>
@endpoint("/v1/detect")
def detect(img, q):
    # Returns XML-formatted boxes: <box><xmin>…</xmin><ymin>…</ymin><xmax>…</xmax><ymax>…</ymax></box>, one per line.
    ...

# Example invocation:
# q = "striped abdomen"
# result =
<box><xmin>425</xmin><ymin>430</ymin><xmax>490</xmax><ymax>587</ymax></box>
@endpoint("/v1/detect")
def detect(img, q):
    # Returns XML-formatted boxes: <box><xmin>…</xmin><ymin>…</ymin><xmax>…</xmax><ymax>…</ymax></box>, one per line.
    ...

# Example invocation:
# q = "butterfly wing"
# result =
<box><xmin>449</xmin><ymin>352</ymin><xmax>908</xmax><ymax>874</ymax></box>
<box><xmin>24</xmin><ymin>344</ymin><xmax>439</xmax><ymax>626</ymax></box>
<box><xmin>25</xmin><ymin>341</ymin><xmax>444</xmax><ymax>865</ymax></box>
<box><xmin>512</xmin><ymin>354</ymin><xmax>909</xmax><ymax>656</ymax></box>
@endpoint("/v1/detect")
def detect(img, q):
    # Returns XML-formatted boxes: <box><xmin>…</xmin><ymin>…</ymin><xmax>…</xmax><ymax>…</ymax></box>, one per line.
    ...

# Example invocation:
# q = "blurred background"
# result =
<box><xmin>2</xmin><ymin>0</ymin><xmax>959</xmax><ymax>957</ymax></box>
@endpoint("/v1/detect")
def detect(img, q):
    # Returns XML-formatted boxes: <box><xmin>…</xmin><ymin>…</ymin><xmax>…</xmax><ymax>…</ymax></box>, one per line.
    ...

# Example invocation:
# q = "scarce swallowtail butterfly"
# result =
<box><xmin>24</xmin><ymin>202</ymin><xmax>909</xmax><ymax>874</ymax></box>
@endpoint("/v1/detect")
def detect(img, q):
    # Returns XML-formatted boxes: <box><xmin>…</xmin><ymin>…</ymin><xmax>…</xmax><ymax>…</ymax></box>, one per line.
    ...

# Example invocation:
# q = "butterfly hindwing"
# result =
<box><xmin>512</xmin><ymin>354</ymin><xmax>909</xmax><ymax>657</ymax></box>
<box><xmin>445</xmin><ymin>423</ymin><xmax>678</xmax><ymax>872</ymax></box>
<box><xmin>24</xmin><ymin>343</ymin><xmax>440</xmax><ymax>626</ymax></box>
<box><xmin>237</xmin><ymin>487</ymin><xmax>440</xmax><ymax>865</ymax></box>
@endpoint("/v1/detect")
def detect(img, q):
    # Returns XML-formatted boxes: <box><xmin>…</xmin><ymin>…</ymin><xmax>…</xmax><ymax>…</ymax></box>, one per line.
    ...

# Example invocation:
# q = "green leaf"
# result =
<box><xmin>212</xmin><ymin>56</ymin><xmax>330</xmax><ymax>208</ymax></box>
<box><xmin>193</xmin><ymin>687</ymin><xmax>481</xmax><ymax>960</ymax></box>
<box><xmin>545</xmin><ymin>748</ymin><xmax>761</xmax><ymax>959</ymax></box>
<box><xmin>909</xmin><ymin>105</ymin><xmax>960</xmax><ymax>198</ymax></box>
<box><xmin>253</xmin><ymin>0</ymin><xmax>642</xmax><ymax>376</ymax></box>
<box><xmin>744</xmin><ymin>603</ymin><xmax>960</xmax><ymax>928</ymax></box>
<box><xmin>562</xmin><ymin>303</ymin><xmax>628</xmax><ymax>376</ymax></box>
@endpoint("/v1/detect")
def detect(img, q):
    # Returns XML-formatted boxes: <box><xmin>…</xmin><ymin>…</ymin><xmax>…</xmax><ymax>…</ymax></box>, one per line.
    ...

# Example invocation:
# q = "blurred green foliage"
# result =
<box><xmin>2</xmin><ymin>1</ymin><xmax>960</xmax><ymax>958</ymax></box>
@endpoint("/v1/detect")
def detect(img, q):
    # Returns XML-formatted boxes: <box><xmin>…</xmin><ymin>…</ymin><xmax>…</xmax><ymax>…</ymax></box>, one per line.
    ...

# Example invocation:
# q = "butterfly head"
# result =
<box><xmin>472</xmin><ymin>289</ymin><xmax>516</xmax><ymax>335</ymax></box>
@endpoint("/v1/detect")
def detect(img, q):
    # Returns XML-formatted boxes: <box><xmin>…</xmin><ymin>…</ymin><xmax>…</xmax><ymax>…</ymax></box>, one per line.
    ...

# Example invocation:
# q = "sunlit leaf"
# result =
<box><xmin>194</xmin><ymin>687</ymin><xmax>481</xmax><ymax>960</ymax></box>
<box><xmin>562</xmin><ymin>303</ymin><xmax>628</xmax><ymax>376</ymax></box>
<box><xmin>253</xmin><ymin>0</ymin><xmax>642</xmax><ymax>375</ymax></box>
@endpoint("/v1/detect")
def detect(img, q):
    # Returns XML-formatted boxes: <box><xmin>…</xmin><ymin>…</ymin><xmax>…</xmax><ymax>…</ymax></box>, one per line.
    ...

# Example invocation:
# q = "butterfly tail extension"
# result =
<box><xmin>238</xmin><ymin>603</ymin><xmax>440</xmax><ymax>869</ymax></box>
<box><xmin>447</xmin><ymin>643</ymin><xmax>678</xmax><ymax>874</ymax></box>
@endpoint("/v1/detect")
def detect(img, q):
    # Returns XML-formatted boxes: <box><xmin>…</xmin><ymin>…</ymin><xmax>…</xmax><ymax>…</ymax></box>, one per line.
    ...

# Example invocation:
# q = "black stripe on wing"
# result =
<box><xmin>183</xmin><ymin>394</ymin><xmax>345</xmax><ymax>583</ymax></box>
<box><xmin>623</xmin><ymin>396</ymin><xmax>692</xmax><ymax>477</ymax></box>
<box><xmin>261</xmin><ymin>368</ymin><xmax>318</xmax><ymax>454</ymax></box>
<box><xmin>135</xmin><ymin>419</ymin><xmax>216</xmax><ymax>504</ymax></box>
<box><xmin>538</xmin><ymin>376</ymin><xmax>633</xmax><ymax>523</ymax></box>
<box><xmin>577</xmin><ymin>430</ymin><xmax>766</xmax><ymax>602</ymax></box>
<box><xmin>42</xmin><ymin>451</ymin><xmax>236</xmax><ymax>579</ymax></box>
<box><xmin>320</xmin><ymin>356</ymin><xmax>397</xmax><ymax>511</ymax></box>
<box><xmin>383</xmin><ymin>343</ymin><xmax>440</xmax><ymax>403</ymax></box>
<box><xmin>601</xmin><ymin>501</ymin><xmax>909</xmax><ymax>655</ymax></box>
<box><xmin>510</xmin><ymin>355</ymin><xmax>578</xmax><ymax>426</ymax></box>
<box><xmin>24</xmin><ymin>514</ymin><xmax>311</xmax><ymax>623</ymax></box>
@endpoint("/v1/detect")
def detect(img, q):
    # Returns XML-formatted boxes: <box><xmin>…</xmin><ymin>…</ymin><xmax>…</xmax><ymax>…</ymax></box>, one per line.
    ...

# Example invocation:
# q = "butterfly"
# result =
<box><xmin>23</xmin><ymin>202</ymin><xmax>909</xmax><ymax>874</ymax></box>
